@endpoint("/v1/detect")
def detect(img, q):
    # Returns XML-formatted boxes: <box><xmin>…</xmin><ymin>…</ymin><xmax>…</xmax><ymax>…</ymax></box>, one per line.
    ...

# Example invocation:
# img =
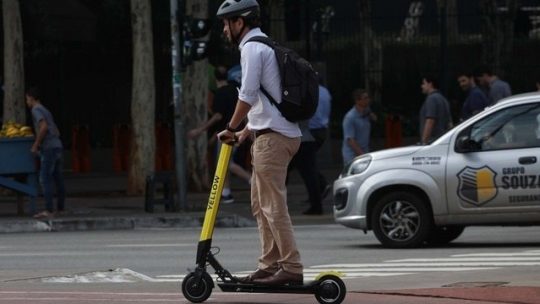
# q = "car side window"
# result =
<box><xmin>468</xmin><ymin>103</ymin><xmax>540</xmax><ymax>151</ymax></box>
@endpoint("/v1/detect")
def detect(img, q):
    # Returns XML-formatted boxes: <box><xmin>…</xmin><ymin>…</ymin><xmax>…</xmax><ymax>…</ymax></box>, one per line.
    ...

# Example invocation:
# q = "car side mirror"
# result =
<box><xmin>455</xmin><ymin>135</ymin><xmax>481</xmax><ymax>153</ymax></box>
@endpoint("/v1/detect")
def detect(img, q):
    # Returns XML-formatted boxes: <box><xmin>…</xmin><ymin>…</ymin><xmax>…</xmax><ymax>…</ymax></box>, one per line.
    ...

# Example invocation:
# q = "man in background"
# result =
<box><xmin>457</xmin><ymin>72</ymin><xmax>490</xmax><ymax>121</ymax></box>
<box><xmin>474</xmin><ymin>65</ymin><xmax>512</xmax><ymax>105</ymax></box>
<box><xmin>341</xmin><ymin>89</ymin><xmax>377</xmax><ymax>165</ymax></box>
<box><xmin>418</xmin><ymin>75</ymin><xmax>452</xmax><ymax>145</ymax></box>
<box><xmin>26</xmin><ymin>87</ymin><xmax>65</xmax><ymax>219</ymax></box>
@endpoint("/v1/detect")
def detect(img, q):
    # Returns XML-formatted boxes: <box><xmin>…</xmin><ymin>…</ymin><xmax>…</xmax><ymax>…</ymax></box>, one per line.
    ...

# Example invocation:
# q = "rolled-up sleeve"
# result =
<box><xmin>238</xmin><ymin>44</ymin><xmax>262</xmax><ymax>105</ymax></box>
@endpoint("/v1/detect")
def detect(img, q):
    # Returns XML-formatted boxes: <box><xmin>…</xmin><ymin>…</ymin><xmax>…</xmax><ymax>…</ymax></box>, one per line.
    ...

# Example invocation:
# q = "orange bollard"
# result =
<box><xmin>113</xmin><ymin>124</ymin><xmax>131</xmax><ymax>172</ymax></box>
<box><xmin>155</xmin><ymin>122</ymin><xmax>173</xmax><ymax>171</ymax></box>
<box><xmin>385</xmin><ymin>114</ymin><xmax>403</xmax><ymax>148</ymax></box>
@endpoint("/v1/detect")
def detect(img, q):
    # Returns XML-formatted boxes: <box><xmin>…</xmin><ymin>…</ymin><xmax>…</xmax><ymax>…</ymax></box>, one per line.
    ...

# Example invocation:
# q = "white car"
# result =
<box><xmin>333</xmin><ymin>92</ymin><xmax>540</xmax><ymax>248</ymax></box>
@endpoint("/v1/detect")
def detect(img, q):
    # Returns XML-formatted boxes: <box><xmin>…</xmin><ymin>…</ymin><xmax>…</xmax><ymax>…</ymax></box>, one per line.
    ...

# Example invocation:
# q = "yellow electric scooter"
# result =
<box><xmin>181</xmin><ymin>143</ymin><xmax>346</xmax><ymax>304</ymax></box>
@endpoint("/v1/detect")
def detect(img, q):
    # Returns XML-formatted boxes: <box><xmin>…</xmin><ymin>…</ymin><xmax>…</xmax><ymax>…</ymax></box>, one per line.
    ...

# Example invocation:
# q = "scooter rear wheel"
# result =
<box><xmin>182</xmin><ymin>272</ymin><xmax>213</xmax><ymax>303</ymax></box>
<box><xmin>314</xmin><ymin>275</ymin><xmax>346</xmax><ymax>304</ymax></box>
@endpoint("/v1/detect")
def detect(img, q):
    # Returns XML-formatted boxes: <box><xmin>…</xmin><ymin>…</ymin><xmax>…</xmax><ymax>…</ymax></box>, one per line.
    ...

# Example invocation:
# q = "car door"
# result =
<box><xmin>446</xmin><ymin>101</ymin><xmax>540</xmax><ymax>218</ymax></box>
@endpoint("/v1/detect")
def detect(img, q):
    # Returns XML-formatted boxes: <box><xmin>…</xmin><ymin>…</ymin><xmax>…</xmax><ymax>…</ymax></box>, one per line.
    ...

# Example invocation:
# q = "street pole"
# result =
<box><xmin>170</xmin><ymin>0</ymin><xmax>187</xmax><ymax>211</ymax></box>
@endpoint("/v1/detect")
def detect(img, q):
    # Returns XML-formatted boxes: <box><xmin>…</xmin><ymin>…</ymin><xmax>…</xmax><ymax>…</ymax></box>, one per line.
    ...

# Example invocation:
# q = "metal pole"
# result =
<box><xmin>170</xmin><ymin>0</ymin><xmax>187</xmax><ymax>211</ymax></box>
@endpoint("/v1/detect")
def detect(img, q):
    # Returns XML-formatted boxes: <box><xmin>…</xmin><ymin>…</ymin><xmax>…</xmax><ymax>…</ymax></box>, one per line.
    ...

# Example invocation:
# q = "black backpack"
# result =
<box><xmin>246</xmin><ymin>36</ymin><xmax>319</xmax><ymax>122</ymax></box>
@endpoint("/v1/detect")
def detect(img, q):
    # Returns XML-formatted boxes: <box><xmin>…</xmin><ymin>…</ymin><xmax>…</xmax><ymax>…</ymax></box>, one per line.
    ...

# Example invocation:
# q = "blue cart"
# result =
<box><xmin>0</xmin><ymin>137</ymin><xmax>38</xmax><ymax>215</ymax></box>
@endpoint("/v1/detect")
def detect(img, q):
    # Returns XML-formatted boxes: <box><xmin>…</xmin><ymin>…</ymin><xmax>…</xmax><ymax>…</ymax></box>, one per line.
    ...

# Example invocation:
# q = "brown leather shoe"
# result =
<box><xmin>252</xmin><ymin>269</ymin><xmax>303</xmax><ymax>286</ymax></box>
<box><xmin>236</xmin><ymin>268</ymin><xmax>274</xmax><ymax>283</ymax></box>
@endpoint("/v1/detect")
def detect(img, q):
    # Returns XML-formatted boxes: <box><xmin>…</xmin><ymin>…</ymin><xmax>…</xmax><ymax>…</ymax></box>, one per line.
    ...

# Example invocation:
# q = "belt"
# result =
<box><xmin>254</xmin><ymin>128</ymin><xmax>275</xmax><ymax>138</ymax></box>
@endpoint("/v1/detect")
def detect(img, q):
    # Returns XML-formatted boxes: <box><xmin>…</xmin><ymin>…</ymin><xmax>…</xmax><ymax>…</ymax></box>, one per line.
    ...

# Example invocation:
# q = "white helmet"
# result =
<box><xmin>216</xmin><ymin>0</ymin><xmax>259</xmax><ymax>19</ymax></box>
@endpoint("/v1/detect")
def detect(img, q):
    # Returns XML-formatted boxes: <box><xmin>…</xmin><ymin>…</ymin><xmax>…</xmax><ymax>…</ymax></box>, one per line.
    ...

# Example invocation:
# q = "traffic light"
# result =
<box><xmin>181</xmin><ymin>17</ymin><xmax>211</xmax><ymax>66</ymax></box>
<box><xmin>189</xmin><ymin>18</ymin><xmax>211</xmax><ymax>39</ymax></box>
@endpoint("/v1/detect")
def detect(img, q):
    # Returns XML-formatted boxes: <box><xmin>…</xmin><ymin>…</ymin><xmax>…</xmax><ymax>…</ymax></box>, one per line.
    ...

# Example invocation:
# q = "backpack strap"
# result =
<box><xmin>245</xmin><ymin>36</ymin><xmax>279</xmax><ymax>108</ymax></box>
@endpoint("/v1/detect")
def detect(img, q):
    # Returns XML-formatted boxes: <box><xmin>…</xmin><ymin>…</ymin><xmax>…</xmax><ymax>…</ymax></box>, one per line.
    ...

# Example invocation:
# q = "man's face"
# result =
<box><xmin>222</xmin><ymin>18</ymin><xmax>242</xmax><ymax>42</ymax></box>
<box><xmin>355</xmin><ymin>94</ymin><xmax>370</xmax><ymax>107</ymax></box>
<box><xmin>476</xmin><ymin>74</ymin><xmax>489</xmax><ymax>86</ymax></box>
<box><xmin>421</xmin><ymin>79</ymin><xmax>432</xmax><ymax>94</ymax></box>
<box><xmin>457</xmin><ymin>75</ymin><xmax>472</xmax><ymax>91</ymax></box>
<box><xmin>25</xmin><ymin>94</ymin><xmax>33</xmax><ymax>108</ymax></box>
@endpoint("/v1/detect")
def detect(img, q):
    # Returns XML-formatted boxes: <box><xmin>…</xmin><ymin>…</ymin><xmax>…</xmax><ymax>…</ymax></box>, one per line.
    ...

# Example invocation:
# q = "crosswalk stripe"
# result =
<box><xmin>453</xmin><ymin>252</ymin><xmax>540</xmax><ymax>257</ymax></box>
<box><xmin>42</xmin><ymin>250</ymin><xmax>540</xmax><ymax>283</ymax></box>
<box><xmin>388</xmin><ymin>257</ymin><xmax>540</xmax><ymax>262</ymax></box>
<box><xmin>311</xmin><ymin>261</ymin><xmax>540</xmax><ymax>267</ymax></box>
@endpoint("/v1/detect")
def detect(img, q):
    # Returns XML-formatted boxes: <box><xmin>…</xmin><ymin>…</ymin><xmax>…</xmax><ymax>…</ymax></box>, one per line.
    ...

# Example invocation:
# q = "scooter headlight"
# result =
<box><xmin>342</xmin><ymin>155</ymin><xmax>371</xmax><ymax>177</ymax></box>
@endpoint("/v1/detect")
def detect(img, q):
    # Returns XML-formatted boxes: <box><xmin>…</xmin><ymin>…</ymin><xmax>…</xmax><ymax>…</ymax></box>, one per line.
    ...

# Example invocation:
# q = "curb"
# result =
<box><xmin>0</xmin><ymin>214</ymin><xmax>256</xmax><ymax>233</ymax></box>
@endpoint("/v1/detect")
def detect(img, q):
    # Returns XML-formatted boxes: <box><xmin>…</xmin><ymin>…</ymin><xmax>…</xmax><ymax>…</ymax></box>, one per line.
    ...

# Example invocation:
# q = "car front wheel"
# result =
<box><xmin>371</xmin><ymin>191</ymin><xmax>433</xmax><ymax>248</ymax></box>
<box><xmin>427</xmin><ymin>226</ymin><xmax>465</xmax><ymax>246</ymax></box>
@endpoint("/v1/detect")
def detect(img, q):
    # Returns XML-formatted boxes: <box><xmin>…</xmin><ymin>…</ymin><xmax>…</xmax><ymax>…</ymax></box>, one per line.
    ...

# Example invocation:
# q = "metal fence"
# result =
<box><xmin>262</xmin><ymin>0</ymin><xmax>540</xmax><ymax>137</ymax></box>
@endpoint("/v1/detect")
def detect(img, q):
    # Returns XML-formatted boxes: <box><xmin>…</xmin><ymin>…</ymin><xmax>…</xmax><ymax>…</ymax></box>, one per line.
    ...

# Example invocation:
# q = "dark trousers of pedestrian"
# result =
<box><xmin>289</xmin><ymin>141</ymin><xmax>323</xmax><ymax>214</ymax></box>
<box><xmin>309</xmin><ymin>128</ymin><xmax>329</xmax><ymax>191</ymax></box>
<box><xmin>39</xmin><ymin>147</ymin><xmax>66</xmax><ymax>212</ymax></box>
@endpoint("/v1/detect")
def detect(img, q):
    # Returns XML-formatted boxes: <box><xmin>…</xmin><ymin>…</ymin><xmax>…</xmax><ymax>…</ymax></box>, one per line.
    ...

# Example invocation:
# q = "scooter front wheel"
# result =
<box><xmin>182</xmin><ymin>272</ymin><xmax>213</xmax><ymax>303</ymax></box>
<box><xmin>314</xmin><ymin>275</ymin><xmax>346</xmax><ymax>304</ymax></box>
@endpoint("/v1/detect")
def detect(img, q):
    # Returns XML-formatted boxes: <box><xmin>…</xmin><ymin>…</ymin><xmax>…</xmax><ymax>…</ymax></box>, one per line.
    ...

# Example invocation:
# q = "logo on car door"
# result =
<box><xmin>457</xmin><ymin>166</ymin><xmax>498</xmax><ymax>206</ymax></box>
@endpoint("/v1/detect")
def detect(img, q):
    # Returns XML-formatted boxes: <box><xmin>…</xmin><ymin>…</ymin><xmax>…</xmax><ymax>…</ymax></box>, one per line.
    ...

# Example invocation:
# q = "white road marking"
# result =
<box><xmin>105</xmin><ymin>244</ymin><xmax>192</xmax><ymax>248</ymax></box>
<box><xmin>0</xmin><ymin>252</ymin><xmax>94</xmax><ymax>257</ymax></box>
<box><xmin>388</xmin><ymin>257</ymin><xmax>540</xmax><ymax>262</ymax></box>
<box><xmin>312</xmin><ymin>262</ymin><xmax>540</xmax><ymax>267</ymax></box>
<box><xmin>23</xmin><ymin>250</ymin><xmax>540</xmax><ymax>284</ymax></box>
<box><xmin>453</xmin><ymin>252</ymin><xmax>540</xmax><ymax>257</ymax></box>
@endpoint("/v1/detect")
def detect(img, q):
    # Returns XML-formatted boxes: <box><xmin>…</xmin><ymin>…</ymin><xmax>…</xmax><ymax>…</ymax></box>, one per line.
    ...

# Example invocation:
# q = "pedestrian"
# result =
<box><xmin>187</xmin><ymin>64</ymin><xmax>251</xmax><ymax>203</ymax></box>
<box><xmin>474</xmin><ymin>65</ymin><xmax>512</xmax><ymax>105</ymax></box>
<box><xmin>419</xmin><ymin>75</ymin><xmax>452</xmax><ymax>145</ymax></box>
<box><xmin>25</xmin><ymin>87</ymin><xmax>65</xmax><ymax>219</ymax></box>
<box><xmin>216</xmin><ymin>0</ymin><xmax>303</xmax><ymax>286</ymax></box>
<box><xmin>341</xmin><ymin>89</ymin><xmax>377</xmax><ymax>165</ymax></box>
<box><xmin>288</xmin><ymin>121</ymin><xmax>324</xmax><ymax>215</ymax></box>
<box><xmin>307</xmin><ymin>76</ymin><xmax>332</xmax><ymax>201</ymax></box>
<box><xmin>457</xmin><ymin>72</ymin><xmax>490</xmax><ymax>121</ymax></box>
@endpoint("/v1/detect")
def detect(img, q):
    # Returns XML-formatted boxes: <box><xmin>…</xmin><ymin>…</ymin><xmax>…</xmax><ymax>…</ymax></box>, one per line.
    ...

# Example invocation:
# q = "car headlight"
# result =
<box><xmin>342</xmin><ymin>155</ymin><xmax>371</xmax><ymax>177</ymax></box>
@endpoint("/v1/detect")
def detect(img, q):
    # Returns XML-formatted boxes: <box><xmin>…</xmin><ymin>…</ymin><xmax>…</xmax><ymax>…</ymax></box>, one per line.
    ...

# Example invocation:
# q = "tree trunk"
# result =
<box><xmin>2</xmin><ymin>0</ymin><xmax>25</xmax><ymax>124</ymax></box>
<box><xmin>128</xmin><ymin>0</ymin><xmax>156</xmax><ymax>195</ymax></box>
<box><xmin>184</xmin><ymin>0</ymin><xmax>209</xmax><ymax>196</ymax></box>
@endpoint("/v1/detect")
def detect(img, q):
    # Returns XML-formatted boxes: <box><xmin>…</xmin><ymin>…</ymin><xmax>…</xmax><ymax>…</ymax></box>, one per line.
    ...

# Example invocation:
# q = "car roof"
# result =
<box><xmin>494</xmin><ymin>92</ymin><xmax>540</xmax><ymax>108</ymax></box>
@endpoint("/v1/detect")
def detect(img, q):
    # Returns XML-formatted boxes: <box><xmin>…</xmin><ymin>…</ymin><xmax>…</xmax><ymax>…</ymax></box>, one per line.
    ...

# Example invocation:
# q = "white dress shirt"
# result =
<box><xmin>238</xmin><ymin>28</ymin><xmax>301</xmax><ymax>138</ymax></box>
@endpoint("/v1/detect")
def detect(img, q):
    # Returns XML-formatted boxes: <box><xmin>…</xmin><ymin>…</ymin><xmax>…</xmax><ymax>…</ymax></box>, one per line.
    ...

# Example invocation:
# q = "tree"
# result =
<box><xmin>128</xmin><ymin>0</ymin><xmax>156</xmax><ymax>195</ymax></box>
<box><xmin>184</xmin><ymin>0</ymin><xmax>210</xmax><ymax>196</ymax></box>
<box><xmin>2</xmin><ymin>0</ymin><xmax>25</xmax><ymax>124</ymax></box>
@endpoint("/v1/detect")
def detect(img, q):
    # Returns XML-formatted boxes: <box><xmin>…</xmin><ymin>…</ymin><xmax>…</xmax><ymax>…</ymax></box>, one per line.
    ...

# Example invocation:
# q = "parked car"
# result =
<box><xmin>333</xmin><ymin>92</ymin><xmax>540</xmax><ymax>248</ymax></box>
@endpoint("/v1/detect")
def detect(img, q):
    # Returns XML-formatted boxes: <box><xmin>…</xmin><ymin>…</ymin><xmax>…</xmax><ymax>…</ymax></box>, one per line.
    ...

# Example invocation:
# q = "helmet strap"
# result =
<box><xmin>228</xmin><ymin>18</ymin><xmax>247</xmax><ymax>46</ymax></box>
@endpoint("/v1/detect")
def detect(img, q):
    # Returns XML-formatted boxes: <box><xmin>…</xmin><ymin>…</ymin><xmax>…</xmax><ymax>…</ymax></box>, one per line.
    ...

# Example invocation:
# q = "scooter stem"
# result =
<box><xmin>196</xmin><ymin>143</ymin><xmax>233</xmax><ymax>265</ymax></box>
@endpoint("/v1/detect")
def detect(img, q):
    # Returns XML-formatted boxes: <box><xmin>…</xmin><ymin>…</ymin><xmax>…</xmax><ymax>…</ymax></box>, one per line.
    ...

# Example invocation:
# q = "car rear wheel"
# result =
<box><xmin>371</xmin><ymin>191</ymin><xmax>433</xmax><ymax>248</ymax></box>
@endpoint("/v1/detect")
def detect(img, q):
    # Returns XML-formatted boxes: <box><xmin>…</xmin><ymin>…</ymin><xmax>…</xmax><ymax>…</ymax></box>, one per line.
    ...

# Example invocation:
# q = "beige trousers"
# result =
<box><xmin>251</xmin><ymin>132</ymin><xmax>302</xmax><ymax>275</ymax></box>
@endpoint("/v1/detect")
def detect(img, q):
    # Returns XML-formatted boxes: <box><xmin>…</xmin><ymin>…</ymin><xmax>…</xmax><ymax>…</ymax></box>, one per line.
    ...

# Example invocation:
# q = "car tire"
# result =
<box><xmin>371</xmin><ymin>191</ymin><xmax>433</xmax><ymax>248</ymax></box>
<box><xmin>427</xmin><ymin>226</ymin><xmax>465</xmax><ymax>246</ymax></box>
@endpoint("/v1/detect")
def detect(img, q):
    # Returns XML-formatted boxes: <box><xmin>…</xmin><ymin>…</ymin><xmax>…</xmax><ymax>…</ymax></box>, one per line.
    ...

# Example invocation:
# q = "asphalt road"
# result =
<box><xmin>1</xmin><ymin>225</ymin><xmax>540</xmax><ymax>303</ymax></box>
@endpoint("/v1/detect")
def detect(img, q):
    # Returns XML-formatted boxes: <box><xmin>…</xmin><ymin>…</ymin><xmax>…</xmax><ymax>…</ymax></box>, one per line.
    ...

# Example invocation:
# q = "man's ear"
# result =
<box><xmin>237</xmin><ymin>17</ymin><xmax>245</xmax><ymax>28</ymax></box>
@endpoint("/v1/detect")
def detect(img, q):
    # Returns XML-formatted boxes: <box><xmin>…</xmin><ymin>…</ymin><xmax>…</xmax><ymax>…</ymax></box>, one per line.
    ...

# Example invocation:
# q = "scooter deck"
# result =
<box><xmin>218</xmin><ymin>280</ymin><xmax>319</xmax><ymax>294</ymax></box>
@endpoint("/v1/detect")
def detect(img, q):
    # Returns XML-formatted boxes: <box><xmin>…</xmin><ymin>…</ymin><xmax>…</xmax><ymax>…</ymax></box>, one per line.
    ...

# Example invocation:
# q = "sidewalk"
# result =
<box><xmin>0</xmin><ymin>166</ymin><xmax>340</xmax><ymax>233</ymax></box>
